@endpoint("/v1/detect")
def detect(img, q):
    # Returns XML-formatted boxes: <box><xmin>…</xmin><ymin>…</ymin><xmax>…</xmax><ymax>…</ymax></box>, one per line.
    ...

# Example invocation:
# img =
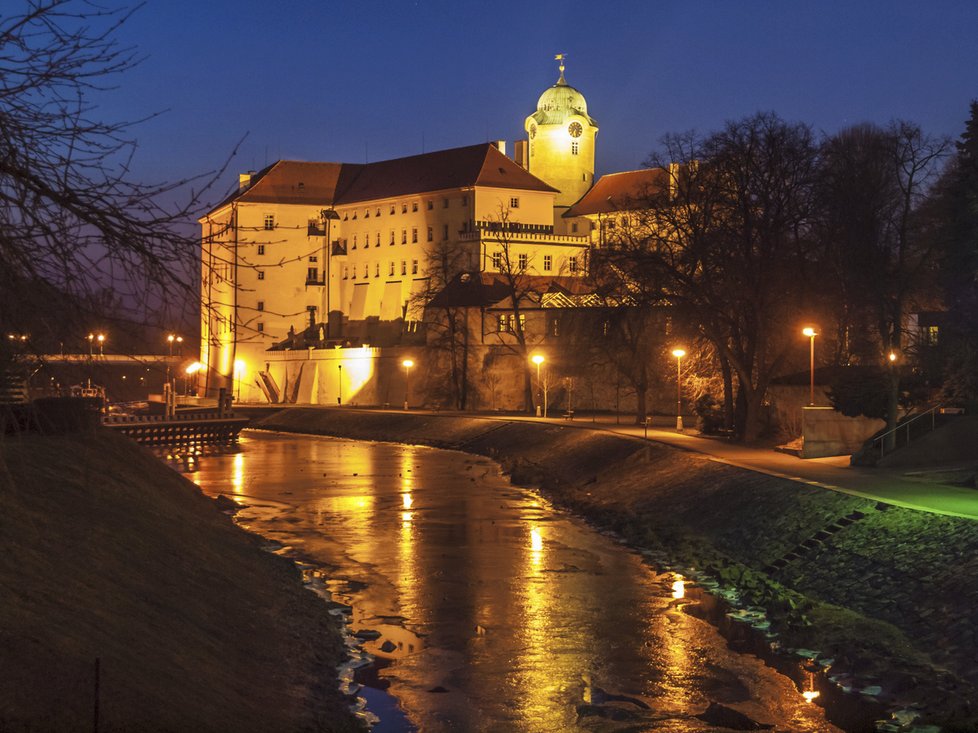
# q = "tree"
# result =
<box><xmin>482</xmin><ymin>212</ymin><xmax>545</xmax><ymax>413</ymax></box>
<box><xmin>0</xmin><ymin>1</ymin><xmax>225</xmax><ymax>363</ymax></box>
<box><xmin>577</xmin><ymin>249</ymin><xmax>668</xmax><ymax>424</ymax></box>
<box><xmin>817</xmin><ymin>123</ymin><xmax>949</xmax><ymax>438</ymax></box>
<box><xmin>416</xmin><ymin>239</ymin><xmax>473</xmax><ymax>409</ymax></box>
<box><xmin>932</xmin><ymin>102</ymin><xmax>978</xmax><ymax>408</ymax></box>
<box><xmin>610</xmin><ymin>114</ymin><xmax>821</xmax><ymax>442</ymax></box>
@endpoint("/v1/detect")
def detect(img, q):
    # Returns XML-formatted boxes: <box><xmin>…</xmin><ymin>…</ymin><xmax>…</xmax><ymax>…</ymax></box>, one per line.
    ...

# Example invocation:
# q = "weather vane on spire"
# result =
<box><xmin>555</xmin><ymin>52</ymin><xmax>566</xmax><ymax>83</ymax></box>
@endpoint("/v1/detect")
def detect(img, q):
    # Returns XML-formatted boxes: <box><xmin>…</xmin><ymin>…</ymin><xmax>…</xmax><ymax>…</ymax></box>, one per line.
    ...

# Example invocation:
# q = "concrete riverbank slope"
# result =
<box><xmin>257</xmin><ymin>408</ymin><xmax>978</xmax><ymax>730</ymax></box>
<box><xmin>0</xmin><ymin>431</ymin><xmax>362</xmax><ymax>733</ymax></box>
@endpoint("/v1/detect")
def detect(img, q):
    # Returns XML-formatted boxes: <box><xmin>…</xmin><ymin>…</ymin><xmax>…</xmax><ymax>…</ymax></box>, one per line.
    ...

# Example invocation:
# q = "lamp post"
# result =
<box><xmin>233</xmin><ymin>359</ymin><xmax>244</xmax><ymax>402</ymax></box>
<box><xmin>185</xmin><ymin>362</ymin><xmax>203</xmax><ymax>396</ymax></box>
<box><xmin>802</xmin><ymin>327</ymin><xmax>817</xmax><ymax>406</ymax></box>
<box><xmin>87</xmin><ymin>333</ymin><xmax>94</xmax><ymax>356</ymax></box>
<box><xmin>671</xmin><ymin>348</ymin><xmax>686</xmax><ymax>431</ymax></box>
<box><xmin>531</xmin><ymin>354</ymin><xmax>545</xmax><ymax>417</ymax></box>
<box><xmin>96</xmin><ymin>333</ymin><xmax>105</xmax><ymax>356</ymax></box>
<box><xmin>337</xmin><ymin>363</ymin><xmax>343</xmax><ymax>405</ymax></box>
<box><xmin>402</xmin><ymin>358</ymin><xmax>414</xmax><ymax>410</ymax></box>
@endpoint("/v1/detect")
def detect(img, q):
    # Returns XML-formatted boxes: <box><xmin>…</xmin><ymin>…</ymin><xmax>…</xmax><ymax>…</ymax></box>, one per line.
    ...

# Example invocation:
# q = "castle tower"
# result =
<box><xmin>523</xmin><ymin>55</ymin><xmax>598</xmax><ymax>209</ymax></box>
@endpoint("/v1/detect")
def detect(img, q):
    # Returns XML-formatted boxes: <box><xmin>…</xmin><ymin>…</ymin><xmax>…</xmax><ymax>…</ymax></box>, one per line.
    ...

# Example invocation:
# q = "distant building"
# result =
<box><xmin>199</xmin><ymin>59</ymin><xmax>621</xmax><ymax>405</ymax></box>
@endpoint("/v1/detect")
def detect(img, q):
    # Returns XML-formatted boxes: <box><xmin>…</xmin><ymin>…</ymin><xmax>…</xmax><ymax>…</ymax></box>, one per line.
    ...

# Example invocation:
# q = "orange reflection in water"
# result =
<box><xmin>231</xmin><ymin>452</ymin><xmax>244</xmax><ymax>497</ymax></box>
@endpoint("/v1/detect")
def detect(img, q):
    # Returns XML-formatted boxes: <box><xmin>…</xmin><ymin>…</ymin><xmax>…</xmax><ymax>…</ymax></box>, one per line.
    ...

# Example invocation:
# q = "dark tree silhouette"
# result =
<box><xmin>0</xmin><ymin>1</ymin><xmax>229</xmax><ymax>360</ymax></box>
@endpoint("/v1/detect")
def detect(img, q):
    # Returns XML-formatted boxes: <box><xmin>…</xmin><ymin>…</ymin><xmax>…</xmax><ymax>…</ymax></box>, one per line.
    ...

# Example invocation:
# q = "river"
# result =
<box><xmin>180</xmin><ymin>430</ymin><xmax>839</xmax><ymax>732</ymax></box>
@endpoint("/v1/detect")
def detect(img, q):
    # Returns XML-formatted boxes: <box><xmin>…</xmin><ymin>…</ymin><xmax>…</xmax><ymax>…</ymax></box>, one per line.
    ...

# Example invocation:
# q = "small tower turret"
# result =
<box><xmin>523</xmin><ymin>54</ymin><xmax>598</xmax><ymax>209</ymax></box>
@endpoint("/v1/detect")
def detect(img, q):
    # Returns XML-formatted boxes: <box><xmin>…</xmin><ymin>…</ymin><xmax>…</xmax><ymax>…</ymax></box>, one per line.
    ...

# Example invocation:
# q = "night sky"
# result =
<box><xmin>97</xmin><ymin>0</ymin><xmax>978</xmax><ymax>200</ymax></box>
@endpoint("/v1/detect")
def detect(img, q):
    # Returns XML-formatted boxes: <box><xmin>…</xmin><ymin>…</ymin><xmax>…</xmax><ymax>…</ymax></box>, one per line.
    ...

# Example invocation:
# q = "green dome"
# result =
<box><xmin>531</xmin><ymin>78</ymin><xmax>597</xmax><ymax>126</ymax></box>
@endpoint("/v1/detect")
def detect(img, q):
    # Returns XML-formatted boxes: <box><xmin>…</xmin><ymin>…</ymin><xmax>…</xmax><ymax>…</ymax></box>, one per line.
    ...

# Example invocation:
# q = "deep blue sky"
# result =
<box><xmin>97</xmin><ymin>0</ymin><xmax>978</xmax><ymax>200</ymax></box>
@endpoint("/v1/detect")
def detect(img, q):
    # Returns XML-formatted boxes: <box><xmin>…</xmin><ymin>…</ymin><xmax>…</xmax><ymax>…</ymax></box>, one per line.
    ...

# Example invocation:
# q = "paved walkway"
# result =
<box><xmin>490</xmin><ymin>412</ymin><xmax>978</xmax><ymax>520</ymax></box>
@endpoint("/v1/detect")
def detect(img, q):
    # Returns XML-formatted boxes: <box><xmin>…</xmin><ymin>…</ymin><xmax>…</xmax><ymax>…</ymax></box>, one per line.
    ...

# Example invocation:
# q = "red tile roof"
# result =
<box><xmin>206</xmin><ymin>144</ymin><xmax>556</xmax><ymax>216</ymax></box>
<box><xmin>564</xmin><ymin>168</ymin><xmax>669</xmax><ymax>217</ymax></box>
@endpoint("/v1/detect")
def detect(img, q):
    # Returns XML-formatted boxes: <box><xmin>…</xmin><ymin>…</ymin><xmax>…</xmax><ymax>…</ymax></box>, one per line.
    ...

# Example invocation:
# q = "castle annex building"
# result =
<box><xmin>199</xmin><ymin>60</ymin><xmax>602</xmax><ymax>403</ymax></box>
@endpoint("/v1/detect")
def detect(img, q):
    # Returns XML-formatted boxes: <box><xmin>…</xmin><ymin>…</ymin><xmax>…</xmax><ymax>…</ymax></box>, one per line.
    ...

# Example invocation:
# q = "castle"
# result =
<box><xmin>199</xmin><ymin>57</ymin><xmax>653</xmax><ymax>406</ymax></box>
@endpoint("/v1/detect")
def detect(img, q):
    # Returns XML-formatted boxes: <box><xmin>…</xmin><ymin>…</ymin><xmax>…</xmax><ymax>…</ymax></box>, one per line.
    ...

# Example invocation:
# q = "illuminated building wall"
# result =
<box><xmin>198</xmin><ymin>61</ymin><xmax>602</xmax><ymax>403</ymax></box>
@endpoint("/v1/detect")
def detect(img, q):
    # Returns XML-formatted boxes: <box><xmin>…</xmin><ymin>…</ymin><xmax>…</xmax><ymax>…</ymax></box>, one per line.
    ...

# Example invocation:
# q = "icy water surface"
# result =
<box><xmin>182</xmin><ymin>431</ymin><xmax>839</xmax><ymax>732</ymax></box>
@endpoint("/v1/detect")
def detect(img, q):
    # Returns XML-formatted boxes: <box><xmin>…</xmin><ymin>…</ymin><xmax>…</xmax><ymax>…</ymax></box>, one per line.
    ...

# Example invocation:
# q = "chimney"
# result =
<box><xmin>514</xmin><ymin>140</ymin><xmax>527</xmax><ymax>169</ymax></box>
<box><xmin>490</xmin><ymin>140</ymin><xmax>507</xmax><ymax>156</ymax></box>
<box><xmin>238</xmin><ymin>171</ymin><xmax>255</xmax><ymax>191</ymax></box>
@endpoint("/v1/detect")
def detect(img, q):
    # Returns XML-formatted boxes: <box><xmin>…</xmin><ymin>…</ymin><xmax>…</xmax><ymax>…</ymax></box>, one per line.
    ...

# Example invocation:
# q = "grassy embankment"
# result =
<box><xmin>0</xmin><ymin>429</ymin><xmax>363</xmax><ymax>733</ymax></box>
<box><xmin>256</xmin><ymin>407</ymin><xmax>978</xmax><ymax>731</ymax></box>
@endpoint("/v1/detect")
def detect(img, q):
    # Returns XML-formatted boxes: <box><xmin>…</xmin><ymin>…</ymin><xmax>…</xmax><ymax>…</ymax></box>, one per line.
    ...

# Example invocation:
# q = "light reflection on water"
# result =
<box><xmin>179</xmin><ymin>431</ymin><xmax>840</xmax><ymax>733</ymax></box>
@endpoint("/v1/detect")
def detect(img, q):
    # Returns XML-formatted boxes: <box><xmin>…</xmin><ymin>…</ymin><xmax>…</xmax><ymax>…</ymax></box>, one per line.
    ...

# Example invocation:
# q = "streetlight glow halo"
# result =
<box><xmin>671</xmin><ymin>348</ymin><xmax>686</xmax><ymax>358</ymax></box>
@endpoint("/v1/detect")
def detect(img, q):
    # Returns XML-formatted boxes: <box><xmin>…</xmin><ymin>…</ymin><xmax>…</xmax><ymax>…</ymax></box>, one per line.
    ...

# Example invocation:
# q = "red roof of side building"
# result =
<box><xmin>204</xmin><ymin>144</ymin><xmax>557</xmax><ymax>216</ymax></box>
<box><xmin>564</xmin><ymin>168</ymin><xmax>669</xmax><ymax>217</ymax></box>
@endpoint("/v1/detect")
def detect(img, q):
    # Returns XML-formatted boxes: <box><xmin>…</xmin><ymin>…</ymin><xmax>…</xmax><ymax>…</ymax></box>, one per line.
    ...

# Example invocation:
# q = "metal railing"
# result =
<box><xmin>872</xmin><ymin>404</ymin><xmax>944</xmax><ymax>458</ymax></box>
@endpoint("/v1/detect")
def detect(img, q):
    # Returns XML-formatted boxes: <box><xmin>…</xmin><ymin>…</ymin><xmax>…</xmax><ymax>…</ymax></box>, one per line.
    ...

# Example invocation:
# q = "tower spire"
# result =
<box><xmin>555</xmin><ymin>53</ymin><xmax>566</xmax><ymax>84</ymax></box>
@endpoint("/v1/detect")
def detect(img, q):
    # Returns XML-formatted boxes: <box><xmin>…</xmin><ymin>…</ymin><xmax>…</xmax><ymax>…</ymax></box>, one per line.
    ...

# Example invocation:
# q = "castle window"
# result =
<box><xmin>307</xmin><ymin>267</ymin><xmax>319</xmax><ymax>282</ymax></box>
<box><xmin>412</xmin><ymin>228</ymin><xmax>418</xmax><ymax>243</ymax></box>
<box><xmin>571</xmin><ymin>222</ymin><xmax>578</xmax><ymax>233</ymax></box>
<box><xmin>390</xmin><ymin>204</ymin><xmax>396</xmax><ymax>215</ymax></box>
<box><xmin>518</xmin><ymin>253</ymin><xmax>528</xmax><ymax>270</ymax></box>
<box><xmin>427</xmin><ymin>227</ymin><xmax>433</xmax><ymax>242</ymax></box>
<box><xmin>374</xmin><ymin>263</ymin><xmax>380</xmax><ymax>278</ymax></box>
<box><xmin>263</xmin><ymin>214</ymin><xmax>275</xmax><ymax>230</ymax></box>
<box><xmin>412</xmin><ymin>259</ymin><xmax>418</xmax><ymax>274</ymax></box>
<box><xmin>257</xmin><ymin>244</ymin><xmax>265</xmax><ymax>255</ymax></box>
<box><xmin>401</xmin><ymin>203</ymin><xmax>407</xmax><ymax>214</ymax></box>
<box><xmin>389</xmin><ymin>261</ymin><xmax>395</xmax><ymax>276</ymax></box>
<box><xmin>543</xmin><ymin>255</ymin><xmax>552</xmax><ymax>271</ymax></box>
<box><xmin>568</xmin><ymin>256</ymin><xmax>578</xmax><ymax>273</ymax></box>
<box><xmin>365</xmin><ymin>209</ymin><xmax>370</xmax><ymax>218</ymax></box>
<box><xmin>257</xmin><ymin>300</ymin><xmax>264</xmax><ymax>311</ymax></box>
<box><xmin>491</xmin><ymin>251</ymin><xmax>501</xmax><ymax>269</ymax></box>
<box><xmin>257</xmin><ymin>270</ymin><xmax>265</xmax><ymax>280</ymax></box>
<box><xmin>427</xmin><ymin>200</ymin><xmax>433</xmax><ymax>210</ymax></box>
<box><xmin>352</xmin><ymin>235</ymin><xmax>357</xmax><ymax>249</ymax></box>
<box><xmin>257</xmin><ymin>322</ymin><xmax>264</xmax><ymax>333</ymax></box>
<box><xmin>376</xmin><ymin>208</ymin><xmax>381</xmax><ymax>217</ymax></box>
<box><xmin>390</xmin><ymin>230</ymin><xmax>395</xmax><ymax>245</ymax></box>
<box><xmin>412</xmin><ymin>202</ymin><xmax>418</xmax><ymax>212</ymax></box>
<box><xmin>509</xmin><ymin>197</ymin><xmax>520</xmax><ymax>209</ymax></box>
<box><xmin>401</xmin><ymin>230</ymin><xmax>407</xmax><ymax>244</ymax></box>
<box><xmin>309</xmin><ymin>255</ymin><xmax>317</xmax><ymax>263</ymax></box>
<box><xmin>401</xmin><ymin>260</ymin><xmax>407</xmax><ymax>275</ymax></box>
<box><xmin>343</xmin><ymin>266</ymin><xmax>349</xmax><ymax>279</ymax></box>
<box><xmin>376</xmin><ymin>232</ymin><xmax>381</xmax><ymax>246</ymax></box>
<box><xmin>571</xmin><ymin>142</ymin><xmax>579</xmax><ymax>155</ymax></box>
<box><xmin>363</xmin><ymin>264</ymin><xmax>368</xmax><ymax>278</ymax></box>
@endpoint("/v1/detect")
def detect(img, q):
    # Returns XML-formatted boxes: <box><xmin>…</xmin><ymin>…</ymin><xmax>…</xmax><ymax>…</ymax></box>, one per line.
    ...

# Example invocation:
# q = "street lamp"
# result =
<box><xmin>96</xmin><ymin>333</ymin><xmax>105</xmax><ymax>356</ymax></box>
<box><xmin>185</xmin><ymin>362</ymin><xmax>203</xmax><ymax>396</ymax></box>
<box><xmin>531</xmin><ymin>353</ymin><xmax>546</xmax><ymax>417</ymax></box>
<box><xmin>402</xmin><ymin>358</ymin><xmax>414</xmax><ymax>410</ymax></box>
<box><xmin>671</xmin><ymin>348</ymin><xmax>686</xmax><ymax>431</ymax></box>
<box><xmin>87</xmin><ymin>333</ymin><xmax>94</xmax><ymax>356</ymax></box>
<box><xmin>802</xmin><ymin>327</ymin><xmax>817</xmax><ymax>406</ymax></box>
<box><xmin>233</xmin><ymin>359</ymin><xmax>245</xmax><ymax>402</ymax></box>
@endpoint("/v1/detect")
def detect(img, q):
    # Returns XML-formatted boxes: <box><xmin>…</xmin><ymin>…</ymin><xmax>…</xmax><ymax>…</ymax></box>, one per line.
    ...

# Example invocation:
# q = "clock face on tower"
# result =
<box><xmin>529</xmin><ymin>123</ymin><xmax>537</xmax><ymax>139</ymax></box>
<box><xmin>568</xmin><ymin>121</ymin><xmax>583</xmax><ymax>138</ymax></box>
